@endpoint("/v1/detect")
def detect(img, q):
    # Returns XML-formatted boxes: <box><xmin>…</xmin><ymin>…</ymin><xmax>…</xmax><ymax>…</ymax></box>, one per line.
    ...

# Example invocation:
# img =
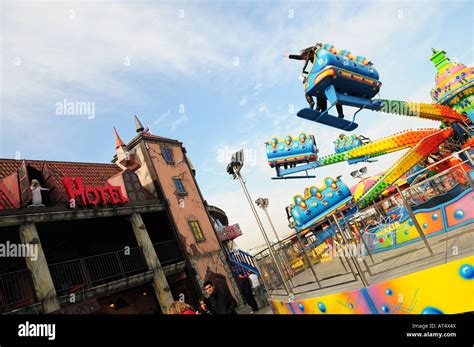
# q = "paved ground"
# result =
<box><xmin>236</xmin><ymin>304</ymin><xmax>273</xmax><ymax>315</ymax></box>
<box><xmin>268</xmin><ymin>223</ymin><xmax>473</xmax><ymax>301</ymax></box>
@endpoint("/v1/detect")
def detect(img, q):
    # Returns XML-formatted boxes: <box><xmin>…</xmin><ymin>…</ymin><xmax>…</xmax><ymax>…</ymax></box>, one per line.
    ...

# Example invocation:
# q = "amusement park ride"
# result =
<box><xmin>265</xmin><ymin>44</ymin><xmax>473</xmax><ymax>229</ymax></box>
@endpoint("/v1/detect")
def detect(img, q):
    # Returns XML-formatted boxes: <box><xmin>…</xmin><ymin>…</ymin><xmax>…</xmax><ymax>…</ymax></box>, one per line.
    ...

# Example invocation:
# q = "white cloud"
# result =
<box><xmin>239</xmin><ymin>97</ymin><xmax>247</xmax><ymax>107</ymax></box>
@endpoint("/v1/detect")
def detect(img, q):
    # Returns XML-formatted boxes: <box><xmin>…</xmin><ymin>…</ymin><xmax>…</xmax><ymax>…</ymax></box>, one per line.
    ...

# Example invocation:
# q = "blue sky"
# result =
<box><xmin>1</xmin><ymin>0</ymin><xmax>472</xmax><ymax>249</ymax></box>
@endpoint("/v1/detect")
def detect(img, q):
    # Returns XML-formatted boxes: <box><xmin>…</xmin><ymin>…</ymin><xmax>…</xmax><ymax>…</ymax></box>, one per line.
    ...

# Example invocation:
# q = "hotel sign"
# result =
<box><xmin>62</xmin><ymin>177</ymin><xmax>128</xmax><ymax>207</ymax></box>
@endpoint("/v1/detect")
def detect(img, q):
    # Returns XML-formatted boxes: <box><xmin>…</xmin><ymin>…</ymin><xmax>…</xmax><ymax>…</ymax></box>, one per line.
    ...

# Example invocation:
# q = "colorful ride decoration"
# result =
<box><xmin>282</xmin><ymin>46</ymin><xmax>472</xmax><ymax>207</ymax></box>
<box><xmin>297</xmin><ymin>45</ymin><xmax>469</xmax><ymax>131</ymax></box>
<box><xmin>266</xmin><ymin>133</ymin><xmax>318</xmax><ymax>169</ymax></box>
<box><xmin>350</xmin><ymin>173</ymin><xmax>408</xmax><ymax>201</ymax></box>
<box><xmin>357</xmin><ymin>128</ymin><xmax>455</xmax><ymax>207</ymax></box>
<box><xmin>289</xmin><ymin>177</ymin><xmax>352</xmax><ymax>232</ymax></box>
<box><xmin>334</xmin><ymin>134</ymin><xmax>363</xmax><ymax>153</ymax></box>
<box><xmin>430</xmin><ymin>49</ymin><xmax>474</xmax><ymax>122</ymax></box>
<box><xmin>363</xmin><ymin>188</ymin><xmax>474</xmax><ymax>253</ymax></box>
<box><xmin>270</xmin><ymin>256</ymin><xmax>474</xmax><ymax>314</ymax></box>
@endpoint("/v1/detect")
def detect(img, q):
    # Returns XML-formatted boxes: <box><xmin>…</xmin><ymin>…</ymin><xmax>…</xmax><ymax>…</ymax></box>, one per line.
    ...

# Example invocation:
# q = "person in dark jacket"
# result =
<box><xmin>203</xmin><ymin>280</ymin><xmax>237</xmax><ymax>315</ymax></box>
<box><xmin>239</xmin><ymin>272</ymin><xmax>259</xmax><ymax>313</ymax></box>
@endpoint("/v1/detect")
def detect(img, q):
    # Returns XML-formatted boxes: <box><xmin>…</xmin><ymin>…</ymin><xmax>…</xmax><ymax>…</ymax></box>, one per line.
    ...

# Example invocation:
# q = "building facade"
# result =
<box><xmin>0</xmin><ymin>117</ymin><xmax>242</xmax><ymax>314</ymax></box>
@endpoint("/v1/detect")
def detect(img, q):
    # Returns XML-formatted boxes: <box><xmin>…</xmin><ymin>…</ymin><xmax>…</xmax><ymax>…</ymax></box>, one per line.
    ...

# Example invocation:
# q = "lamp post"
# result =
<box><xmin>227</xmin><ymin>151</ymin><xmax>294</xmax><ymax>297</ymax></box>
<box><xmin>255</xmin><ymin>197</ymin><xmax>297</xmax><ymax>287</ymax></box>
<box><xmin>257</xmin><ymin>197</ymin><xmax>322</xmax><ymax>288</ymax></box>
<box><xmin>255</xmin><ymin>198</ymin><xmax>280</xmax><ymax>243</ymax></box>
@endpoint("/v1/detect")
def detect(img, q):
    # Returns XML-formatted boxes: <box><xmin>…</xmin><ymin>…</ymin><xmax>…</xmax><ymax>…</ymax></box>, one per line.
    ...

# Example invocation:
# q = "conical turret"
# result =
<box><xmin>114</xmin><ymin>127</ymin><xmax>126</xmax><ymax>149</ymax></box>
<box><xmin>134</xmin><ymin>115</ymin><xmax>144</xmax><ymax>133</ymax></box>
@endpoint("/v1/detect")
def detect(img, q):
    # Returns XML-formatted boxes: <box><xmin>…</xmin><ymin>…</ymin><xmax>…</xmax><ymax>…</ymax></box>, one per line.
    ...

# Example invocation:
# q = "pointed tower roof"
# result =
<box><xmin>134</xmin><ymin>115</ymin><xmax>144</xmax><ymax>133</ymax></box>
<box><xmin>113</xmin><ymin>127</ymin><xmax>126</xmax><ymax>149</ymax></box>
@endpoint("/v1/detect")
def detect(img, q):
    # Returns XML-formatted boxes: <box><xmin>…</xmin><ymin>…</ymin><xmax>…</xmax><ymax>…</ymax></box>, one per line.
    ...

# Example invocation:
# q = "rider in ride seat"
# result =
<box><xmin>287</xmin><ymin>44</ymin><xmax>345</xmax><ymax>118</ymax></box>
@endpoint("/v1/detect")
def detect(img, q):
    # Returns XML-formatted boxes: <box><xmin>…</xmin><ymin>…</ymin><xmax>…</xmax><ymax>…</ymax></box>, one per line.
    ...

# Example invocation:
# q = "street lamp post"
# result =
<box><xmin>255</xmin><ymin>197</ymin><xmax>295</xmax><ymax>287</ymax></box>
<box><xmin>256</xmin><ymin>197</ymin><xmax>320</xmax><ymax>287</ymax></box>
<box><xmin>255</xmin><ymin>198</ymin><xmax>280</xmax><ymax>243</ymax></box>
<box><xmin>227</xmin><ymin>151</ymin><xmax>294</xmax><ymax>298</ymax></box>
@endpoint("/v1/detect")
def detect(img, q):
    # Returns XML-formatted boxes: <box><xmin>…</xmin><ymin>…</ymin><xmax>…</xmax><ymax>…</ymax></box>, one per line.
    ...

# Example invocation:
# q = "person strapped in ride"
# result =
<box><xmin>286</xmin><ymin>43</ymin><xmax>344</xmax><ymax>118</ymax></box>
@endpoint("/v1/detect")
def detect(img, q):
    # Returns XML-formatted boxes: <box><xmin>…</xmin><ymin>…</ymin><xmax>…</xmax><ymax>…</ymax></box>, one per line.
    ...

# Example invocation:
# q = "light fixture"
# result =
<box><xmin>350</xmin><ymin>167</ymin><xmax>368</xmax><ymax>180</ymax></box>
<box><xmin>226</xmin><ymin>150</ymin><xmax>244</xmax><ymax>179</ymax></box>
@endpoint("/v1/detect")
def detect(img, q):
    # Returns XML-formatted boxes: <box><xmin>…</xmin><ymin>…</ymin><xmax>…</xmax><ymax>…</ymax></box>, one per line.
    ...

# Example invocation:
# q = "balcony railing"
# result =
<box><xmin>49</xmin><ymin>246</ymin><xmax>149</xmax><ymax>297</ymax></box>
<box><xmin>49</xmin><ymin>241</ymin><xmax>183</xmax><ymax>297</ymax></box>
<box><xmin>0</xmin><ymin>240</ymin><xmax>184</xmax><ymax>312</ymax></box>
<box><xmin>0</xmin><ymin>269</ymin><xmax>37</xmax><ymax>313</ymax></box>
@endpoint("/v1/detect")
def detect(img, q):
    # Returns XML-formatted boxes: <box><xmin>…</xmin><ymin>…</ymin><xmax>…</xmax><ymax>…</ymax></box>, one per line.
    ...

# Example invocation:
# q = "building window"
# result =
<box><xmin>173</xmin><ymin>178</ymin><xmax>186</xmax><ymax>195</ymax></box>
<box><xmin>189</xmin><ymin>221</ymin><xmax>205</xmax><ymax>242</ymax></box>
<box><xmin>162</xmin><ymin>147</ymin><xmax>174</xmax><ymax>163</ymax></box>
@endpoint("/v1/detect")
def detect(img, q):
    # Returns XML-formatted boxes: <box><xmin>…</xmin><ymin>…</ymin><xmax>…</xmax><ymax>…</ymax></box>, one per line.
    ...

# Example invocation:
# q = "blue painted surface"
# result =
<box><xmin>290</xmin><ymin>177</ymin><xmax>352</xmax><ymax>232</ymax></box>
<box><xmin>266</xmin><ymin>133</ymin><xmax>318</xmax><ymax>167</ymax></box>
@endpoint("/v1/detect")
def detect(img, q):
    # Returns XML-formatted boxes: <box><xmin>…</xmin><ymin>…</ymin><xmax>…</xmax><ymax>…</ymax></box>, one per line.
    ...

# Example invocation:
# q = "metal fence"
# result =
<box><xmin>49</xmin><ymin>246</ymin><xmax>148</xmax><ymax>296</ymax></box>
<box><xmin>0</xmin><ymin>269</ymin><xmax>37</xmax><ymax>313</ymax></box>
<box><xmin>255</xmin><ymin>164</ymin><xmax>474</xmax><ymax>298</ymax></box>
<box><xmin>0</xmin><ymin>240</ymin><xmax>184</xmax><ymax>311</ymax></box>
<box><xmin>49</xmin><ymin>241</ymin><xmax>182</xmax><ymax>297</ymax></box>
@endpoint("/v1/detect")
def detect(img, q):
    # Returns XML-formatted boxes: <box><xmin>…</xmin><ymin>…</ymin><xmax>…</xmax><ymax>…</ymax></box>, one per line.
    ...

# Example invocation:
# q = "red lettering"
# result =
<box><xmin>85</xmin><ymin>187</ymin><xmax>99</xmax><ymax>205</ymax></box>
<box><xmin>95</xmin><ymin>186</ymin><xmax>108</xmax><ymax>205</ymax></box>
<box><xmin>62</xmin><ymin>177</ymin><xmax>128</xmax><ymax>207</ymax></box>
<box><xmin>62</xmin><ymin>177</ymin><xmax>87</xmax><ymax>205</ymax></box>
<box><xmin>116</xmin><ymin>186</ymin><xmax>128</xmax><ymax>204</ymax></box>
<box><xmin>107</xmin><ymin>186</ymin><xmax>120</xmax><ymax>204</ymax></box>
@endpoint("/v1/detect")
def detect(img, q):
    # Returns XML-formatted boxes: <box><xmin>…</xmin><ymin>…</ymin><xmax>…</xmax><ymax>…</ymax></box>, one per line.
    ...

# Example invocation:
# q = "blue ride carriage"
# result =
<box><xmin>298</xmin><ymin>43</ymin><xmax>382</xmax><ymax>131</ymax></box>
<box><xmin>287</xmin><ymin>177</ymin><xmax>353</xmax><ymax>233</ymax></box>
<box><xmin>266</xmin><ymin>133</ymin><xmax>319</xmax><ymax>176</ymax></box>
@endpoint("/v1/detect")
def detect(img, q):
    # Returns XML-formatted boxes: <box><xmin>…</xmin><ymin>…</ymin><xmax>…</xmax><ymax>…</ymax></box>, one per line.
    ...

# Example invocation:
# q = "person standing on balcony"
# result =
<box><xmin>249</xmin><ymin>271</ymin><xmax>268</xmax><ymax>309</ymax></box>
<box><xmin>239</xmin><ymin>272</ymin><xmax>258</xmax><ymax>313</ymax></box>
<box><xmin>203</xmin><ymin>280</ymin><xmax>237</xmax><ymax>314</ymax></box>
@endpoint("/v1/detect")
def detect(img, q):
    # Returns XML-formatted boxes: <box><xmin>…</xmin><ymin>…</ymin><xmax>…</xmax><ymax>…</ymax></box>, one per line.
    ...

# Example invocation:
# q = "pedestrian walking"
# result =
<box><xmin>249</xmin><ymin>271</ymin><xmax>268</xmax><ymax>308</ymax></box>
<box><xmin>239</xmin><ymin>272</ymin><xmax>258</xmax><ymax>313</ymax></box>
